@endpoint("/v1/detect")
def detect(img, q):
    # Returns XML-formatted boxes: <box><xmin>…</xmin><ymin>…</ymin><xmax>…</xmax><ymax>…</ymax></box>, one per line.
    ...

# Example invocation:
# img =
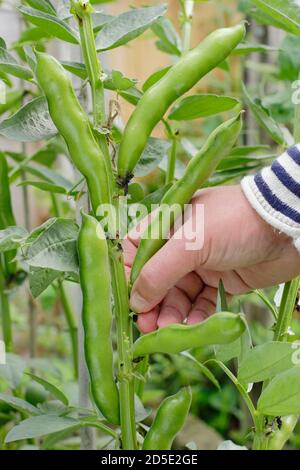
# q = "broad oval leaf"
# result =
<box><xmin>0</xmin><ymin>393</ymin><xmax>40</xmax><ymax>416</ymax></box>
<box><xmin>92</xmin><ymin>12</ymin><xmax>114</xmax><ymax>32</ymax></box>
<box><xmin>242</xmin><ymin>82</ymin><xmax>288</xmax><ymax>147</ymax></box>
<box><xmin>0</xmin><ymin>47</ymin><xmax>33</xmax><ymax>81</ymax></box>
<box><xmin>5</xmin><ymin>415</ymin><xmax>78</xmax><ymax>443</ymax></box>
<box><xmin>0</xmin><ymin>97</ymin><xmax>57</xmax><ymax>142</ymax></box>
<box><xmin>0</xmin><ymin>226</ymin><xmax>28</xmax><ymax>252</ymax></box>
<box><xmin>257</xmin><ymin>367</ymin><xmax>300</xmax><ymax>416</ymax></box>
<box><xmin>233</xmin><ymin>43</ymin><xmax>277</xmax><ymax>55</ymax></box>
<box><xmin>18</xmin><ymin>181</ymin><xmax>68</xmax><ymax>195</ymax></box>
<box><xmin>96</xmin><ymin>4</ymin><xmax>167</xmax><ymax>51</ymax></box>
<box><xmin>169</xmin><ymin>94</ymin><xmax>240</xmax><ymax>121</ymax></box>
<box><xmin>29</xmin><ymin>266</ymin><xmax>61</xmax><ymax>298</ymax></box>
<box><xmin>152</xmin><ymin>17</ymin><xmax>182</xmax><ymax>56</ymax></box>
<box><xmin>25</xmin><ymin>0</ymin><xmax>56</xmax><ymax>15</ymax></box>
<box><xmin>253</xmin><ymin>0</ymin><xmax>300</xmax><ymax>37</ymax></box>
<box><xmin>238</xmin><ymin>341</ymin><xmax>300</xmax><ymax>383</ymax></box>
<box><xmin>134</xmin><ymin>137</ymin><xmax>171</xmax><ymax>177</ymax></box>
<box><xmin>25</xmin><ymin>373</ymin><xmax>69</xmax><ymax>405</ymax></box>
<box><xmin>18</xmin><ymin>6</ymin><xmax>79</xmax><ymax>44</ymax></box>
<box><xmin>23</xmin><ymin>218</ymin><xmax>79</xmax><ymax>273</ymax></box>
<box><xmin>61</xmin><ymin>60</ymin><xmax>87</xmax><ymax>80</ymax></box>
<box><xmin>142</xmin><ymin>65</ymin><xmax>171</xmax><ymax>92</ymax></box>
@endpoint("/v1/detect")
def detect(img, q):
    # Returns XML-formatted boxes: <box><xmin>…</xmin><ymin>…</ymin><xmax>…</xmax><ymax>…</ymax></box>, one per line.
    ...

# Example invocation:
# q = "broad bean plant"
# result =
<box><xmin>0</xmin><ymin>0</ymin><xmax>299</xmax><ymax>451</ymax></box>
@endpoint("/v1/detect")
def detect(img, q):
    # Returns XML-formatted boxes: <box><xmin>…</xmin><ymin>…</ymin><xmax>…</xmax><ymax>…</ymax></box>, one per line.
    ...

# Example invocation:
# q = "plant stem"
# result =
<box><xmin>0</xmin><ymin>263</ymin><xmax>12</xmax><ymax>352</ymax></box>
<box><xmin>58</xmin><ymin>282</ymin><xmax>79</xmax><ymax>379</ymax></box>
<box><xmin>274</xmin><ymin>279</ymin><xmax>299</xmax><ymax>342</ymax></box>
<box><xmin>181</xmin><ymin>0</ymin><xmax>194</xmax><ymax>54</ymax></box>
<box><xmin>109</xmin><ymin>238</ymin><xmax>137</xmax><ymax>449</ymax></box>
<box><xmin>73</xmin><ymin>1</ymin><xmax>105</xmax><ymax>127</ymax></box>
<box><xmin>74</xmin><ymin>0</ymin><xmax>136</xmax><ymax>448</ymax></box>
<box><xmin>166</xmin><ymin>136</ymin><xmax>177</xmax><ymax>184</ymax></box>
<box><xmin>253</xmin><ymin>279</ymin><xmax>300</xmax><ymax>450</ymax></box>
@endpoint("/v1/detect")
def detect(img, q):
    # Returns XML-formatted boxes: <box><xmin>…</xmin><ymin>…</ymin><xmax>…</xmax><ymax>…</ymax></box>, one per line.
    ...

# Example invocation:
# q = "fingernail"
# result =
<box><xmin>130</xmin><ymin>291</ymin><xmax>147</xmax><ymax>313</ymax></box>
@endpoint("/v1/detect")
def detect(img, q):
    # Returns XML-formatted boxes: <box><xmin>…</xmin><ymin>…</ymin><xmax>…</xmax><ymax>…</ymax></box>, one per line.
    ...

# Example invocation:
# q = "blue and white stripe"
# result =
<box><xmin>241</xmin><ymin>144</ymin><xmax>300</xmax><ymax>250</ymax></box>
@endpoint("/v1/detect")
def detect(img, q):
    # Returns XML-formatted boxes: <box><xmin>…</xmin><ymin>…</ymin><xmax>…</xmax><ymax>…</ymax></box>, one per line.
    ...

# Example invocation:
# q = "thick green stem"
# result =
<box><xmin>109</xmin><ymin>241</ymin><xmax>137</xmax><ymax>449</ymax></box>
<box><xmin>73</xmin><ymin>1</ymin><xmax>105</xmax><ymax>127</ymax></box>
<box><xmin>59</xmin><ymin>282</ymin><xmax>79</xmax><ymax>379</ymax></box>
<box><xmin>73</xmin><ymin>0</ymin><xmax>136</xmax><ymax>448</ymax></box>
<box><xmin>181</xmin><ymin>0</ymin><xmax>194</xmax><ymax>54</ymax></box>
<box><xmin>166</xmin><ymin>137</ymin><xmax>177</xmax><ymax>184</ymax></box>
<box><xmin>274</xmin><ymin>279</ymin><xmax>299</xmax><ymax>342</ymax></box>
<box><xmin>0</xmin><ymin>263</ymin><xmax>12</xmax><ymax>352</ymax></box>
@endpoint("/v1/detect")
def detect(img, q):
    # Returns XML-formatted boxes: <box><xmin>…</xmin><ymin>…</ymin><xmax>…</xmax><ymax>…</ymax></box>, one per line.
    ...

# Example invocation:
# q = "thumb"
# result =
<box><xmin>130</xmin><ymin>219</ymin><xmax>203</xmax><ymax>313</ymax></box>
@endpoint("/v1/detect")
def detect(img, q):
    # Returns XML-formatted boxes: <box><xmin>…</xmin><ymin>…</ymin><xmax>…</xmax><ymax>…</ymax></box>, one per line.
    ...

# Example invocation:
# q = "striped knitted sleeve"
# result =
<box><xmin>241</xmin><ymin>145</ymin><xmax>300</xmax><ymax>251</ymax></box>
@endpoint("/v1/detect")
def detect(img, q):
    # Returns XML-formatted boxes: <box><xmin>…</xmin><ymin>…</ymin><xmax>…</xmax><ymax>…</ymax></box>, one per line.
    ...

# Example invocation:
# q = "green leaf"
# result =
<box><xmin>25</xmin><ymin>373</ymin><xmax>69</xmax><ymax>405</ymax></box>
<box><xmin>152</xmin><ymin>17</ymin><xmax>182</xmax><ymax>56</ymax></box>
<box><xmin>279</xmin><ymin>34</ymin><xmax>300</xmax><ymax>81</ymax></box>
<box><xmin>22</xmin><ymin>218</ymin><xmax>79</xmax><ymax>274</ymax></box>
<box><xmin>134</xmin><ymin>137</ymin><xmax>171</xmax><ymax>177</ymax></box>
<box><xmin>0</xmin><ymin>47</ymin><xmax>33</xmax><ymax>81</ymax></box>
<box><xmin>257</xmin><ymin>367</ymin><xmax>300</xmax><ymax>416</ymax></box>
<box><xmin>41</xmin><ymin>423</ymin><xmax>81</xmax><ymax>449</ymax></box>
<box><xmin>0</xmin><ymin>393</ymin><xmax>40</xmax><ymax>416</ymax></box>
<box><xmin>0</xmin><ymin>353</ymin><xmax>27</xmax><ymax>389</ymax></box>
<box><xmin>18</xmin><ymin>6</ymin><xmax>79</xmax><ymax>44</ymax></box>
<box><xmin>181</xmin><ymin>351</ymin><xmax>220</xmax><ymax>389</ymax></box>
<box><xmin>169</xmin><ymin>94</ymin><xmax>240</xmax><ymax>121</ymax></box>
<box><xmin>13</xmin><ymin>27</ymin><xmax>52</xmax><ymax>48</ymax></box>
<box><xmin>119</xmin><ymin>87</ymin><xmax>142</xmax><ymax>106</ymax></box>
<box><xmin>217</xmin><ymin>155</ymin><xmax>272</xmax><ymax>172</ymax></box>
<box><xmin>96</xmin><ymin>4</ymin><xmax>167</xmax><ymax>51</ymax></box>
<box><xmin>18</xmin><ymin>180</ymin><xmax>68</xmax><ymax>195</ymax></box>
<box><xmin>61</xmin><ymin>60</ymin><xmax>87</xmax><ymax>80</ymax></box>
<box><xmin>136</xmin><ymin>183</ymin><xmax>173</xmax><ymax>215</ymax></box>
<box><xmin>5</xmin><ymin>414</ymin><xmax>78</xmax><ymax>442</ymax></box>
<box><xmin>142</xmin><ymin>65</ymin><xmax>171</xmax><ymax>92</ymax></box>
<box><xmin>230</xmin><ymin>145</ymin><xmax>271</xmax><ymax>156</ymax></box>
<box><xmin>29</xmin><ymin>266</ymin><xmax>61</xmax><ymax>298</ymax></box>
<box><xmin>0</xmin><ymin>89</ymin><xmax>24</xmax><ymax>116</ymax></box>
<box><xmin>25</xmin><ymin>0</ymin><xmax>56</xmax><ymax>14</ymax></box>
<box><xmin>104</xmin><ymin>70</ymin><xmax>137</xmax><ymax>92</ymax></box>
<box><xmin>242</xmin><ymin>82</ymin><xmax>287</xmax><ymax>147</ymax></box>
<box><xmin>252</xmin><ymin>0</ymin><xmax>300</xmax><ymax>36</ymax></box>
<box><xmin>233</xmin><ymin>42</ymin><xmax>277</xmax><ymax>55</ymax></box>
<box><xmin>92</xmin><ymin>12</ymin><xmax>114</xmax><ymax>33</ymax></box>
<box><xmin>0</xmin><ymin>97</ymin><xmax>57</xmax><ymax>142</ymax></box>
<box><xmin>19</xmin><ymin>164</ymin><xmax>74</xmax><ymax>191</ymax></box>
<box><xmin>0</xmin><ymin>226</ymin><xmax>28</xmax><ymax>252</ymax></box>
<box><xmin>216</xmin><ymin>280</ymin><xmax>228</xmax><ymax>312</ymax></box>
<box><xmin>238</xmin><ymin>341</ymin><xmax>300</xmax><ymax>383</ymax></box>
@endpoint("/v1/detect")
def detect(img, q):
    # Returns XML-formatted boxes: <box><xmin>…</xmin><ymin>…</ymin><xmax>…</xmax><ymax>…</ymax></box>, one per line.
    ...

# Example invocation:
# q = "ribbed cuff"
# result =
<box><xmin>241</xmin><ymin>145</ymin><xmax>300</xmax><ymax>251</ymax></box>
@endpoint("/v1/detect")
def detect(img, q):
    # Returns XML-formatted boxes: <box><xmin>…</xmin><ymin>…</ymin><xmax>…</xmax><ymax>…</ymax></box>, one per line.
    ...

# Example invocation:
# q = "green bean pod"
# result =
<box><xmin>0</xmin><ymin>153</ymin><xmax>17</xmax><ymax>277</ymax></box>
<box><xmin>35</xmin><ymin>52</ymin><xmax>110</xmax><ymax>215</ymax></box>
<box><xmin>133</xmin><ymin>312</ymin><xmax>245</xmax><ymax>358</ymax></box>
<box><xmin>143</xmin><ymin>387</ymin><xmax>192</xmax><ymax>450</ymax></box>
<box><xmin>117</xmin><ymin>23</ymin><xmax>245</xmax><ymax>180</ymax></box>
<box><xmin>131</xmin><ymin>113</ymin><xmax>242</xmax><ymax>284</ymax></box>
<box><xmin>78</xmin><ymin>213</ymin><xmax>120</xmax><ymax>424</ymax></box>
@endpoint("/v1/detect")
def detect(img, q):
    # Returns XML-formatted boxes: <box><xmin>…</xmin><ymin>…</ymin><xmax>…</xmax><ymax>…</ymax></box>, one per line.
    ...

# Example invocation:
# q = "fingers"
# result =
<box><xmin>157</xmin><ymin>286</ymin><xmax>192</xmax><ymax>328</ymax></box>
<box><xmin>187</xmin><ymin>286</ymin><xmax>217</xmax><ymax>324</ymax></box>
<box><xmin>130</xmin><ymin>233</ymin><xmax>199</xmax><ymax>313</ymax></box>
<box><xmin>136</xmin><ymin>306</ymin><xmax>159</xmax><ymax>333</ymax></box>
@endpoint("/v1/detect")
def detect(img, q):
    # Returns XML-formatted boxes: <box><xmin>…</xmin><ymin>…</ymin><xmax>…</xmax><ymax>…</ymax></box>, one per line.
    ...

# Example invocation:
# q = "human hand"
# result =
<box><xmin>123</xmin><ymin>185</ymin><xmax>300</xmax><ymax>333</ymax></box>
